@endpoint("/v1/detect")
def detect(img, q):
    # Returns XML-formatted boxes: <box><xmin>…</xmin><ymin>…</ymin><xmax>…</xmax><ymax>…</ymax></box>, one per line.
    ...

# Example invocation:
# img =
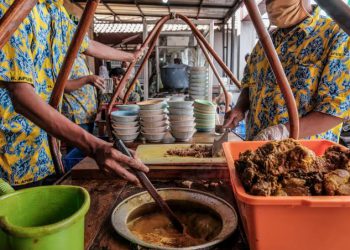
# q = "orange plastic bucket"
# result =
<box><xmin>223</xmin><ymin>140</ymin><xmax>350</xmax><ymax>250</ymax></box>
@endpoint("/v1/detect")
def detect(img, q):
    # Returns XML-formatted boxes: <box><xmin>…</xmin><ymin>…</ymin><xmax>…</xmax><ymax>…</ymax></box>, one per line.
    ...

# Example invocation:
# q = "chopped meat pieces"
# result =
<box><xmin>324</xmin><ymin>146</ymin><xmax>350</xmax><ymax>170</ymax></box>
<box><xmin>235</xmin><ymin>139</ymin><xmax>350</xmax><ymax>196</ymax></box>
<box><xmin>323</xmin><ymin>169</ymin><xmax>350</xmax><ymax>195</ymax></box>
<box><xmin>166</xmin><ymin>144</ymin><xmax>217</xmax><ymax>158</ymax></box>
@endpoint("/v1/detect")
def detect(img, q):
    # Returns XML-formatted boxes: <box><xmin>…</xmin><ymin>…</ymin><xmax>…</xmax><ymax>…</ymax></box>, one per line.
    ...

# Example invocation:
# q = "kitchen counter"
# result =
<box><xmin>57</xmin><ymin>178</ymin><xmax>248</xmax><ymax>250</ymax></box>
<box><xmin>57</xmin><ymin>131</ymin><xmax>248</xmax><ymax>250</ymax></box>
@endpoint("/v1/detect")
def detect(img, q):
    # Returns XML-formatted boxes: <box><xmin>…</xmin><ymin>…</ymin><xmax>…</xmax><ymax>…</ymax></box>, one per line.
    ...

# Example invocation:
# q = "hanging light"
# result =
<box><xmin>162</xmin><ymin>0</ymin><xmax>168</xmax><ymax>3</ymax></box>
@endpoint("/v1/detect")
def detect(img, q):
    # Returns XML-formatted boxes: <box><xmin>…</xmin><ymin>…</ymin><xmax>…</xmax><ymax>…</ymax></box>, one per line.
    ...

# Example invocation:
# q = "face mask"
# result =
<box><xmin>266</xmin><ymin>0</ymin><xmax>311</xmax><ymax>28</ymax></box>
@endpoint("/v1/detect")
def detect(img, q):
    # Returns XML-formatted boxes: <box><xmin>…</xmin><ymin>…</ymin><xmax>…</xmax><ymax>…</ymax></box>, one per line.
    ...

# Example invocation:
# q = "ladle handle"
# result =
<box><xmin>113</xmin><ymin>138</ymin><xmax>184</xmax><ymax>233</ymax></box>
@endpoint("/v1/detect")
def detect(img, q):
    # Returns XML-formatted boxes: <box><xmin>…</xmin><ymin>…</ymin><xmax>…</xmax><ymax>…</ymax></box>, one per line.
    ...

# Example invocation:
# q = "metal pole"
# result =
<box><xmin>48</xmin><ymin>0</ymin><xmax>100</xmax><ymax>175</ymax></box>
<box><xmin>0</xmin><ymin>0</ymin><xmax>37</xmax><ymax>49</ymax></box>
<box><xmin>243</xmin><ymin>0</ymin><xmax>299</xmax><ymax>139</ymax></box>
<box><xmin>230</xmin><ymin>13</ymin><xmax>235</xmax><ymax>83</ymax></box>
<box><xmin>176</xmin><ymin>13</ymin><xmax>241</xmax><ymax>89</ymax></box>
<box><xmin>123</xmin><ymin>27</ymin><xmax>162</xmax><ymax>103</ymax></box>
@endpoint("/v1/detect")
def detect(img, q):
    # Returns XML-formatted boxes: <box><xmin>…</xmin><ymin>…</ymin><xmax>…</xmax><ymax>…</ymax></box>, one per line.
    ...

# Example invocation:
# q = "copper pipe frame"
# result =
<box><xmin>106</xmin><ymin>15</ymin><xmax>171</xmax><ymax>138</ymax></box>
<box><xmin>122</xmin><ymin>26</ymin><xmax>163</xmax><ymax>104</ymax></box>
<box><xmin>122</xmin><ymin>14</ymin><xmax>241</xmax><ymax>109</ymax></box>
<box><xmin>0</xmin><ymin>0</ymin><xmax>37</xmax><ymax>50</ymax></box>
<box><xmin>48</xmin><ymin>0</ymin><xmax>100</xmax><ymax>175</ymax></box>
<box><xmin>176</xmin><ymin>13</ymin><xmax>241</xmax><ymax>89</ymax></box>
<box><xmin>243</xmin><ymin>0</ymin><xmax>299</xmax><ymax>139</ymax></box>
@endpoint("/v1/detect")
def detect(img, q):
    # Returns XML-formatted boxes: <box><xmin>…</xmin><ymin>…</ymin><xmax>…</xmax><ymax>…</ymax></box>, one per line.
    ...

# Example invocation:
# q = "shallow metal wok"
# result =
<box><xmin>111</xmin><ymin>188</ymin><xmax>238</xmax><ymax>250</ymax></box>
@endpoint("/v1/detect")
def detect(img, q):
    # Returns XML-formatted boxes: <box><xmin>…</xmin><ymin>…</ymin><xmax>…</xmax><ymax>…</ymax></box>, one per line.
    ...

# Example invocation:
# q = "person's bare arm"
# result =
<box><xmin>4</xmin><ymin>82</ymin><xmax>148</xmax><ymax>185</ymax></box>
<box><xmin>286</xmin><ymin>111</ymin><xmax>343</xmax><ymax>138</ymax></box>
<box><xmin>65</xmin><ymin>75</ymin><xmax>105</xmax><ymax>93</ymax></box>
<box><xmin>84</xmin><ymin>40</ymin><xmax>137</xmax><ymax>62</ymax></box>
<box><xmin>223</xmin><ymin>87</ymin><xmax>250</xmax><ymax>128</ymax></box>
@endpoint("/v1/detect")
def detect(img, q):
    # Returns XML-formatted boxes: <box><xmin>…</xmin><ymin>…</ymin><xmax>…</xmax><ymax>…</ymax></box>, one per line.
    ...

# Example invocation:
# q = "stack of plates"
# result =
<box><xmin>111</xmin><ymin>110</ymin><xmax>140</xmax><ymax>143</ymax></box>
<box><xmin>138</xmin><ymin>100</ymin><xmax>168</xmax><ymax>142</ymax></box>
<box><xmin>189</xmin><ymin>67</ymin><xmax>209</xmax><ymax>100</ymax></box>
<box><xmin>168</xmin><ymin>101</ymin><xmax>196</xmax><ymax>141</ymax></box>
<box><xmin>194</xmin><ymin>100</ymin><xmax>216</xmax><ymax>132</ymax></box>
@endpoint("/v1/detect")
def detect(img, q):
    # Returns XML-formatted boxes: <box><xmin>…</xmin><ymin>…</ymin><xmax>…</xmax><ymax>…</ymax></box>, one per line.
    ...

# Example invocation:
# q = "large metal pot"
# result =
<box><xmin>160</xmin><ymin>64</ymin><xmax>189</xmax><ymax>90</ymax></box>
<box><xmin>111</xmin><ymin>188</ymin><xmax>238</xmax><ymax>250</ymax></box>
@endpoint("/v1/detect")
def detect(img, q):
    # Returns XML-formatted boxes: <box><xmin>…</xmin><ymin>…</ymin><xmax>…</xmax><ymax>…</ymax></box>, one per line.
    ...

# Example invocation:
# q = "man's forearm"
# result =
<box><xmin>234</xmin><ymin>87</ymin><xmax>250</xmax><ymax>112</ymax></box>
<box><xmin>85</xmin><ymin>40</ymin><xmax>135</xmax><ymax>62</ymax></box>
<box><xmin>286</xmin><ymin>111</ymin><xmax>343</xmax><ymax>138</ymax></box>
<box><xmin>6</xmin><ymin>83</ymin><xmax>103</xmax><ymax>156</ymax></box>
<box><xmin>65</xmin><ymin>77</ymin><xmax>88</xmax><ymax>93</ymax></box>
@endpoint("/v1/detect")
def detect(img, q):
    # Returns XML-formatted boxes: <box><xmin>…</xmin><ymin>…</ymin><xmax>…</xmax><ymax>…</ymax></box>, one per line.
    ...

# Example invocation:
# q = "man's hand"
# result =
<box><xmin>129</xmin><ymin>44</ymin><xmax>144</xmax><ymax>62</ymax></box>
<box><xmin>86</xmin><ymin>75</ymin><xmax>105</xmax><ymax>91</ymax></box>
<box><xmin>254</xmin><ymin>124</ymin><xmax>290</xmax><ymax>141</ymax></box>
<box><xmin>6</xmin><ymin>81</ymin><xmax>149</xmax><ymax>186</ymax></box>
<box><xmin>92</xmin><ymin>141</ymin><xmax>149</xmax><ymax>185</ymax></box>
<box><xmin>223</xmin><ymin>107</ymin><xmax>245</xmax><ymax>129</ymax></box>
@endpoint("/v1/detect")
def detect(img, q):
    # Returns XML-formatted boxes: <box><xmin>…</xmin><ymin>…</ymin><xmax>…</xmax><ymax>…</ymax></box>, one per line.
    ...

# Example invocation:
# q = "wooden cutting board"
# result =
<box><xmin>136</xmin><ymin>144</ymin><xmax>226</xmax><ymax>166</ymax></box>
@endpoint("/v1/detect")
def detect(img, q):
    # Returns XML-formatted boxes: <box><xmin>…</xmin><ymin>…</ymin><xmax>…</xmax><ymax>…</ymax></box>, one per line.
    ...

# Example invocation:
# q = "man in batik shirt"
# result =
<box><xmin>62</xmin><ymin>55</ymin><xmax>103</xmax><ymax>134</ymax></box>
<box><xmin>224</xmin><ymin>0</ymin><xmax>350</xmax><ymax>142</ymax></box>
<box><xmin>0</xmin><ymin>0</ymin><xmax>147</xmax><ymax>187</ymax></box>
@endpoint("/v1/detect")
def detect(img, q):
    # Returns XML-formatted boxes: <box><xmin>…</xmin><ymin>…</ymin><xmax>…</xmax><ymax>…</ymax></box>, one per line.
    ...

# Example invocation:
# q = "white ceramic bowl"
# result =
<box><xmin>168</xmin><ymin>101</ymin><xmax>193</xmax><ymax>109</ymax></box>
<box><xmin>168</xmin><ymin>108</ymin><xmax>194</xmax><ymax>116</ymax></box>
<box><xmin>115</xmin><ymin>104</ymin><xmax>140</xmax><ymax>112</ymax></box>
<box><xmin>111</xmin><ymin>120</ymin><xmax>139</xmax><ymax>127</ymax></box>
<box><xmin>141</xmin><ymin>126</ymin><xmax>168</xmax><ymax>134</ymax></box>
<box><xmin>190</xmin><ymin>95</ymin><xmax>208</xmax><ymax>100</ymax></box>
<box><xmin>168</xmin><ymin>115</ymin><xmax>195</xmax><ymax>122</ymax></box>
<box><xmin>113</xmin><ymin>132</ymin><xmax>139</xmax><ymax>142</ymax></box>
<box><xmin>141</xmin><ymin>114</ymin><xmax>167</xmax><ymax>123</ymax></box>
<box><xmin>110</xmin><ymin>110</ymin><xmax>139</xmax><ymax>122</ymax></box>
<box><xmin>171</xmin><ymin>129</ymin><xmax>196</xmax><ymax>142</ymax></box>
<box><xmin>191</xmin><ymin>67</ymin><xmax>207</xmax><ymax>72</ymax></box>
<box><xmin>190</xmin><ymin>86</ymin><xmax>208</xmax><ymax>92</ymax></box>
<box><xmin>142</xmin><ymin>132</ymin><xmax>166</xmax><ymax>142</ymax></box>
<box><xmin>169</xmin><ymin>119</ymin><xmax>196</xmax><ymax>127</ymax></box>
<box><xmin>112</xmin><ymin>126</ymin><xmax>139</xmax><ymax>135</ymax></box>
<box><xmin>168</xmin><ymin>96</ymin><xmax>185</xmax><ymax>101</ymax></box>
<box><xmin>170</xmin><ymin>125</ymin><xmax>195</xmax><ymax>133</ymax></box>
<box><xmin>141</xmin><ymin>119</ymin><xmax>169</xmax><ymax>128</ymax></box>
<box><xmin>190</xmin><ymin>83</ymin><xmax>208</xmax><ymax>88</ymax></box>
<box><xmin>139</xmin><ymin>109</ymin><xmax>166</xmax><ymax>117</ymax></box>
<box><xmin>137</xmin><ymin>100</ymin><xmax>165</xmax><ymax>110</ymax></box>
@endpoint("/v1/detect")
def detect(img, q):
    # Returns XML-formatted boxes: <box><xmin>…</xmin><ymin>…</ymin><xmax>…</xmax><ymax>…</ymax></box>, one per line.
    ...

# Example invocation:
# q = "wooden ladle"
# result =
<box><xmin>113</xmin><ymin>135</ymin><xmax>184</xmax><ymax>233</ymax></box>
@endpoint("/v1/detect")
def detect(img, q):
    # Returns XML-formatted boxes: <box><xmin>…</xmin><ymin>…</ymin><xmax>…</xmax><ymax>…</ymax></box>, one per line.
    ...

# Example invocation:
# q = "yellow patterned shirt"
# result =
<box><xmin>62</xmin><ymin>56</ymin><xmax>97</xmax><ymax>124</ymax></box>
<box><xmin>242</xmin><ymin>6</ymin><xmax>350</xmax><ymax>142</ymax></box>
<box><xmin>0</xmin><ymin>0</ymin><xmax>89</xmax><ymax>185</ymax></box>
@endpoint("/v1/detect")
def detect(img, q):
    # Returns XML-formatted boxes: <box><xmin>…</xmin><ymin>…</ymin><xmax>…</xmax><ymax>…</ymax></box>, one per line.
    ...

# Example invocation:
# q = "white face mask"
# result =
<box><xmin>266</xmin><ymin>0</ymin><xmax>311</xmax><ymax>28</ymax></box>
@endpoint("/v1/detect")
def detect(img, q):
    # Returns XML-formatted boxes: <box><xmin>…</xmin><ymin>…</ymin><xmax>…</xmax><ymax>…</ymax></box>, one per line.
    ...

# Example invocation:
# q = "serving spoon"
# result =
<box><xmin>112</xmin><ymin>134</ymin><xmax>184</xmax><ymax>233</ymax></box>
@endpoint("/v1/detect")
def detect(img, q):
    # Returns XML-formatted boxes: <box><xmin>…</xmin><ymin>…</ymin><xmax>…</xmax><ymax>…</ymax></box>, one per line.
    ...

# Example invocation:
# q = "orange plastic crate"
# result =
<box><xmin>223</xmin><ymin>140</ymin><xmax>350</xmax><ymax>250</ymax></box>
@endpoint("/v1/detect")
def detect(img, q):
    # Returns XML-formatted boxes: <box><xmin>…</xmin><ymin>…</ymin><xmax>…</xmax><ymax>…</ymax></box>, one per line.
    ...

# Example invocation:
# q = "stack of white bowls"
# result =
<box><xmin>168</xmin><ymin>101</ymin><xmax>196</xmax><ymax>142</ymax></box>
<box><xmin>111</xmin><ymin>110</ymin><xmax>140</xmax><ymax>143</ymax></box>
<box><xmin>189</xmin><ymin>67</ymin><xmax>209</xmax><ymax>100</ymax></box>
<box><xmin>138</xmin><ymin>100</ymin><xmax>168</xmax><ymax>142</ymax></box>
<box><xmin>193</xmin><ymin>100</ymin><xmax>216</xmax><ymax>132</ymax></box>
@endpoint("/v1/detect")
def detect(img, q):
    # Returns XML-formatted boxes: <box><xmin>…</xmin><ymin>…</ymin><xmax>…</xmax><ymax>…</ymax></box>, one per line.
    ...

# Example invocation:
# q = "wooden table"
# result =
<box><xmin>58</xmin><ymin>132</ymin><xmax>249</xmax><ymax>250</ymax></box>
<box><xmin>70</xmin><ymin>132</ymin><xmax>241</xmax><ymax>180</ymax></box>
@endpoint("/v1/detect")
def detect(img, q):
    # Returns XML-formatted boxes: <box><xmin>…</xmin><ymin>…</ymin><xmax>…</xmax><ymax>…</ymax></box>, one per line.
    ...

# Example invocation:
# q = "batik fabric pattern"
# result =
<box><xmin>0</xmin><ymin>0</ymin><xmax>89</xmax><ymax>185</ymax></box>
<box><xmin>242</xmin><ymin>6</ymin><xmax>350</xmax><ymax>142</ymax></box>
<box><xmin>62</xmin><ymin>56</ymin><xmax>97</xmax><ymax>124</ymax></box>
